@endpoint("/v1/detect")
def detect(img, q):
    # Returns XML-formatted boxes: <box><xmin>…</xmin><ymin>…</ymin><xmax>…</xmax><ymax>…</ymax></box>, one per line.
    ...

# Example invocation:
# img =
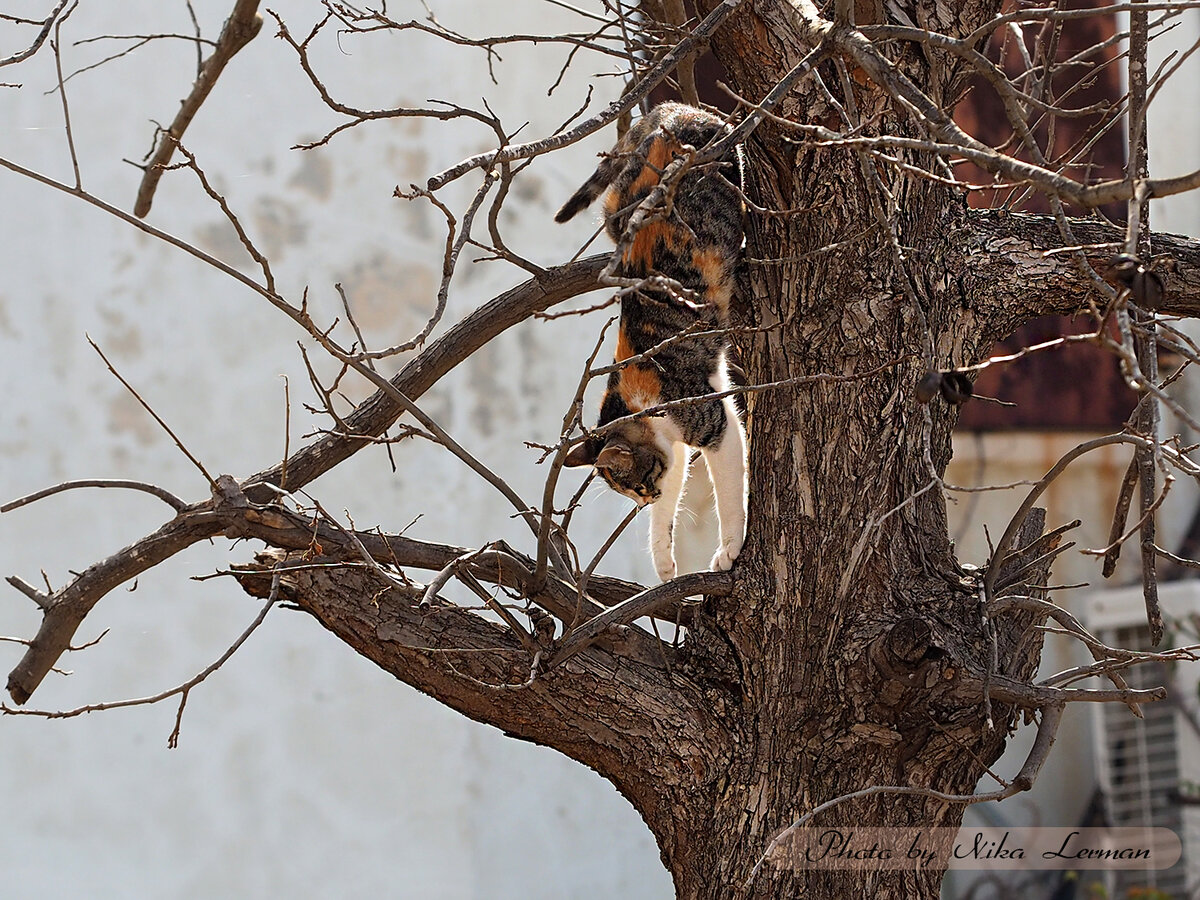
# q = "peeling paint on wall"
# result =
<box><xmin>251</xmin><ymin>196</ymin><xmax>308</xmax><ymax>259</ymax></box>
<box><xmin>465</xmin><ymin>340</ymin><xmax>507</xmax><ymax>437</ymax></box>
<box><xmin>337</xmin><ymin>252</ymin><xmax>436</xmax><ymax>333</ymax></box>
<box><xmin>331</xmin><ymin>252</ymin><xmax>439</xmax><ymax>403</ymax></box>
<box><xmin>0</xmin><ymin>295</ymin><xmax>17</xmax><ymax>338</ymax></box>
<box><xmin>385</xmin><ymin>144</ymin><xmax>429</xmax><ymax>181</ymax></box>
<box><xmin>194</xmin><ymin>220</ymin><xmax>256</xmax><ymax>270</ymax></box>
<box><xmin>286</xmin><ymin>151</ymin><xmax>333</xmax><ymax>202</ymax></box>
<box><xmin>105</xmin><ymin>391</ymin><xmax>160</xmax><ymax>447</ymax></box>
<box><xmin>97</xmin><ymin>307</ymin><xmax>143</xmax><ymax>360</ymax></box>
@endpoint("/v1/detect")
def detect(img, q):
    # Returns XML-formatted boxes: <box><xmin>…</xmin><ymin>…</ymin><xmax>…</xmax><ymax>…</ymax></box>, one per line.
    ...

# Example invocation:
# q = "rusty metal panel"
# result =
<box><xmin>957</xmin><ymin>317</ymin><xmax>1137</xmax><ymax>430</ymax></box>
<box><xmin>955</xmin><ymin>2</ymin><xmax>1133</xmax><ymax>430</ymax></box>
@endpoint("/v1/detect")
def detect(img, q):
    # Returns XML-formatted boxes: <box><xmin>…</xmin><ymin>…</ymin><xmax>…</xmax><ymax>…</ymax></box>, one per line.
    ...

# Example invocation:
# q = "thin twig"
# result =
<box><xmin>2</xmin><ymin>479</ymin><xmax>188</xmax><ymax>514</ymax></box>
<box><xmin>50</xmin><ymin>13</ymin><xmax>81</xmax><ymax>190</ymax></box>
<box><xmin>87</xmin><ymin>337</ymin><xmax>217</xmax><ymax>491</ymax></box>
<box><xmin>2</xmin><ymin>570</ymin><xmax>281</xmax><ymax>749</ymax></box>
<box><xmin>427</xmin><ymin>0</ymin><xmax>749</xmax><ymax>189</ymax></box>
<box><xmin>0</xmin><ymin>0</ymin><xmax>71</xmax><ymax>67</ymax></box>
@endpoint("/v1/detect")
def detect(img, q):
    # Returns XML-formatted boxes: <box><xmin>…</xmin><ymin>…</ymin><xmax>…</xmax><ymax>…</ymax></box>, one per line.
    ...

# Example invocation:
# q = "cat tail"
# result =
<box><xmin>554</xmin><ymin>155</ymin><xmax>620</xmax><ymax>223</ymax></box>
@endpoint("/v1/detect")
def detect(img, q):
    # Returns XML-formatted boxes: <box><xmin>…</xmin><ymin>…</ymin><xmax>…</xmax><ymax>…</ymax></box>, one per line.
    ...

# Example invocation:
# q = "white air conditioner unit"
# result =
<box><xmin>1087</xmin><ymin>581</ymin><xmax>1200</xmax><ymax>898</ymax></box>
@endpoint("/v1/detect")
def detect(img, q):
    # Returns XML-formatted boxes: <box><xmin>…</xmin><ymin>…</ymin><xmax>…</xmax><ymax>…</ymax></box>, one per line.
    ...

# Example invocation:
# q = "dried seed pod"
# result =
<box><xmin>939</xmin><ymin>371</ymin><xmax>973</xmax><ymax>405</ymax></box>
<box><xmin>1110</xmin><ymin>253</ymin><xmax>1165</xmax><ymax>308</ymax></box>
<box><xmin>915</xmin><ymin>371</ymin><xmax>942</xmax><ymax>404</ymax></box>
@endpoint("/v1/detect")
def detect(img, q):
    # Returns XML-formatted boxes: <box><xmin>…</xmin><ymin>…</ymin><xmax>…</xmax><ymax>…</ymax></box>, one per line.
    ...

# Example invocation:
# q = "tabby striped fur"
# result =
<box><xmin>558</xmin><ymin>102</ymin><xmax>747</xmax><ymax>581</ymax></box>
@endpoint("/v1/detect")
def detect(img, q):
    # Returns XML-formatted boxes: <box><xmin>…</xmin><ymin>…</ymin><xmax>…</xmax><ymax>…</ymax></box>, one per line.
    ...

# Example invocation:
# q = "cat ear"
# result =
<box><xmin>564</xmin><ymin>440</ymin><xmax>600</xmax><ymax>468</ymax></box>
<box><xmin>595</xmin><ymin>442</ymin><xmax>634</xmax><ymax>472</ymax></box>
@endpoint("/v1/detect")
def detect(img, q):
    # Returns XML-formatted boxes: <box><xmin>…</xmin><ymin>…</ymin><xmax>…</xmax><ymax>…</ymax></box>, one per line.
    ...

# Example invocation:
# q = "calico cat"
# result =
<box><xmin>557</xmin><ymin>102</ymin><xmax>747</xmax><ymax>581</ymax></box>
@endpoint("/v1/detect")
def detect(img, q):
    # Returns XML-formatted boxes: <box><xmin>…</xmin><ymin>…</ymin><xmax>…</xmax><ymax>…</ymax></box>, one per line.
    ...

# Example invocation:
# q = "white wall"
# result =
<box><xmin>12</xmin><ymin>6</ymin><xmax>1200</xmax><ymax>899</ymax></box>
<box><xmin>0</xmin><ymin>3</ymin><xmax>675</xmax><ymax>897</ymax></box>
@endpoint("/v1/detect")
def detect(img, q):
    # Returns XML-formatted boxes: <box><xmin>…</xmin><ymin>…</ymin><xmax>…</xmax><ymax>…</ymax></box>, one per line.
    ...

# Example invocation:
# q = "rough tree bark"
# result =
<box><xmin>230</xmin><ymin>1</ymin><xmax>1190</xmax><ymax>896</ymax></box>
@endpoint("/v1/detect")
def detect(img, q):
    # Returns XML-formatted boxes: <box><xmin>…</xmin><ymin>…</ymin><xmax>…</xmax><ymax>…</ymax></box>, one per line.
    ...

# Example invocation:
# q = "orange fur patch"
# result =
<box><xmin>617</xmin><ymin>365</ymin><xmax>662</xmax><ymax>412</ymax></box>
<box><xmin>623</xmin><ymin>219</ymin><xmax>680</xmax><ymax>272</ymax></box>
<box><xmin>620</xmin><ymin>138</ymin><xmax>687</xmax><ymax>271</ymax></box>
<box><xmin>603</xmin><ymin>188</ymin><xmax>620</xmax><ymax>219</ymax></box>
<box><xmin>615</xmin><ymin>326</ymin><xmax>635</xmax><ymax>362</ymax></box>
<box><xmin>692</xmin><ymin>248</ymin><xmax>729</xmax><ymax>308</ymax></box>
<box><xmin>692</xmin><ymin>248</ymin><xmax>723</xmax><ymax>287</ymax></box>
<box><xmin>614</xmin><ymin>327</ymin><xmax>661</xmax><ymax>410</ymax></box>
<box><xmin>629</xmin><ymin>136</ymin><xmax>674</xmax><ymax>195</ymax></box>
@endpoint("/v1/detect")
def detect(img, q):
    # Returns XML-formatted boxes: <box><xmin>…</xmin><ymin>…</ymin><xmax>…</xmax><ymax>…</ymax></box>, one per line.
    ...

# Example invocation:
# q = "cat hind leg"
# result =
<box><xmin>702</xmin><ymin>397</ymin><xmax>747</xmax><ymax>572</ymax></box>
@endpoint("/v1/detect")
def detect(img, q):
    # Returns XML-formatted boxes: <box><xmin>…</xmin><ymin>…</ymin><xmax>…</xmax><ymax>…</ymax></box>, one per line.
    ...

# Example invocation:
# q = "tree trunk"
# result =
<box><xmin>641</xmin><ymin>4</ymin><xmax>1033</xmax><ymax>894</ymax></box>
<box><xmin>228</xmin><ymin>2</ymin><xmax>1153</xmax><ymax>896</ymax></box>
<box><xmin>248</xmin><ymin>47</ymin><xmax>1057</xmax><ymax>900</ymax></box>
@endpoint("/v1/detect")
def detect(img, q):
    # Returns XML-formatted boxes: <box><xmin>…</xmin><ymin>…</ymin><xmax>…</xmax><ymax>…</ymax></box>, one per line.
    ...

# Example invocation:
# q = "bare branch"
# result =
<box><xmin>0</xmin><ymin>0</ymin><xmax>71</xmax><ymax>67</ymax></box>
<box><xmin>427</xmin><ymin>0</ymin><xmax>749</xmax><ymax>189</ymax></box>
<box><xmin>50</xmin><ymin>17</ymin><xmax>80</xmax><ymax>190</ymax></box>
<box><xmin>781</xmin><ymin>1</ymin><xmax>1200</xmax><ymax>210</ymax></box>
<box><xmin>133</xmin><ymin>0</ymin><xmax>263</xmax><ymax>217</ymax></box>
<box><xmin>3</xmin><ymin>247</ymin><xmax>608</xmax><ymax>705</ymax></box>
<box><xmin>3</xmin><ymin>569</ymin><xmax>280</xmax><ymax>751</ymax></box>
<box><xmin>1127</xmin><ymin>0</ymin><xmax>1165</xmax><ymax>646</ymax></box>
<box><xmin>242</xmin><ymin>253</ymin><xmax>608</xmax><ymax>502</ymax></box>
<box><xmin>5</xmin><ymin>577</ymin><xmax>50</xmax><ymax>610</ymax></box>
<box><xmin>983</xmin><ymin>434</ymin><xmax>1200</xmax><ymax>612</ymax></box>
<box><xmin>550</xmin><ymin>571</ymin><xmax>732</xmax><ymax>670</ymax></box>
<box><xmin>2</xmin><ymin>479</ymin><xmax>188</xmax><ymax>514</ymax></box>
<box><xmin>87</xmin><ymin>337</ymin><xmax>218</xmax><ymax>491</ymax></box>
<box><xmin>271</xmin><ymin>10</ymin><xmax>504</xmax><ymax>150</ymax></box>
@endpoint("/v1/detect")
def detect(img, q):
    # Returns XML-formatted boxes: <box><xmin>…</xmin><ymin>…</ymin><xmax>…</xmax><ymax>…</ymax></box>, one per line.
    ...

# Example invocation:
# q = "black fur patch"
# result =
<box><xmin>556</xmin><ymin>102</ymin><xmax>747</xmax><ymax>494</ymax></box>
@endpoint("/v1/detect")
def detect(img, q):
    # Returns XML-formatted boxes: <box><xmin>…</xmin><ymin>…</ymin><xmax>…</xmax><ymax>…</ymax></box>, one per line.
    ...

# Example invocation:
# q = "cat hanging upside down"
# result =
<box><xmin>556</xmin><ymin>102</ymin><xmax>747</xmax><ymax>582</ymax></box>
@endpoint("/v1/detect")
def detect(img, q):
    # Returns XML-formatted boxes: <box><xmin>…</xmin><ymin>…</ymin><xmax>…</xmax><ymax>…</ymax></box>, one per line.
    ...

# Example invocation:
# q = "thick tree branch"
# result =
<box><xmin>235</xmin><ymin>554</ymin><xmax>728</xmax><ymax>868</ymax></box>
<box><xmin>5</xmin><ymin>256</ymin><xmax>609</xmax><ymax>704</ymax></box>
<box><xmin>4</xmin><ymin>464</ymin><xmax>683</xmax><ymax>707</ymax></box>
<box><xmin>243</xmin><ymin>254</ymin><xmax>608</xmax><ymax>502</ymax></box>
<box><xmin>221</xmin><ymin>497</ymin><xmax>687</xmax><ymax>658</ymax></box>
<box><xmin>4</xmin><ymin>500</ymin><xmax>224</xmax><ymax>704</ymax></box>
<box><xmin>964</xmin><ymin>210</ymin><xmax>1200</xmax><ymax>338</ymax></box>
<box><xmin>549</xmin><ymin>571</ymin><xmax>732</xmax><ymax>669</ymax></box>
<box><xmin>0</xmin><ymin>0</ymin><xmax>71</xmax><ymax>68</ymax></box>
<box><xmin>133</xmin><ymin>0</ymin><xmax>262</xmax><ymax>217</ymax></box>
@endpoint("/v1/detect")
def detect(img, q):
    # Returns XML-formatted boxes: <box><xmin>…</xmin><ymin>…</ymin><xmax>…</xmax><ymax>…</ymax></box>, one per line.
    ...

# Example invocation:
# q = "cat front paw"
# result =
<box><xmin>655</xmin><ymin>557</ymin><xmax>677</xmax><ymax>582</ymax></box>
<box><xmin>710</xmin><ymin>534</ymin><xmax>744</xmax><ymax>572</ymax></box>
<box><xmin>651</xmin><ymin>532</ymin><xmax>677</xmax><ymax>582</ymax></box>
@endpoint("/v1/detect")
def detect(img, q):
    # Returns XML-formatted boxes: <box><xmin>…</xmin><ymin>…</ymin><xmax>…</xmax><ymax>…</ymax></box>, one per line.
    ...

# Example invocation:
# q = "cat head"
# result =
<box><xmin>564</xmin><ymin>427</ymin><xmax>669</xmax><ymax>506</ymax></box>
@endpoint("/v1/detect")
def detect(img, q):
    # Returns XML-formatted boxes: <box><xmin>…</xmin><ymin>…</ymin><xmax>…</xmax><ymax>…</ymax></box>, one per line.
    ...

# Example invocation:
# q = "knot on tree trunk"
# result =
<box><xmin>870</xmin><ymin>615</ymin><xmax>947</xmax><ymax>690</ymax></box>
<box><xmin>883</xmin><ymin>615</ymin><xmax>935</xmax><ymax>667</ymax></box>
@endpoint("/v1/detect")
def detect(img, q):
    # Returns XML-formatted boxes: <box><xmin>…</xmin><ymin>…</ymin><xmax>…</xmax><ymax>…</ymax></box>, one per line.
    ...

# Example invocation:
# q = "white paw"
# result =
<box><xmin>655</xmin><ymin>557</ymin><xmax>677</xmax><ymax>582</ymax></box>
<box><xmin>651</xmin><ymin>533</ymin><xmax>676</xmax><ymax>582</ymax></box>
<box><xmin>710</xmin><ymin>534</ymin><xmax>744</xmax><ymax>572</ymax></box>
